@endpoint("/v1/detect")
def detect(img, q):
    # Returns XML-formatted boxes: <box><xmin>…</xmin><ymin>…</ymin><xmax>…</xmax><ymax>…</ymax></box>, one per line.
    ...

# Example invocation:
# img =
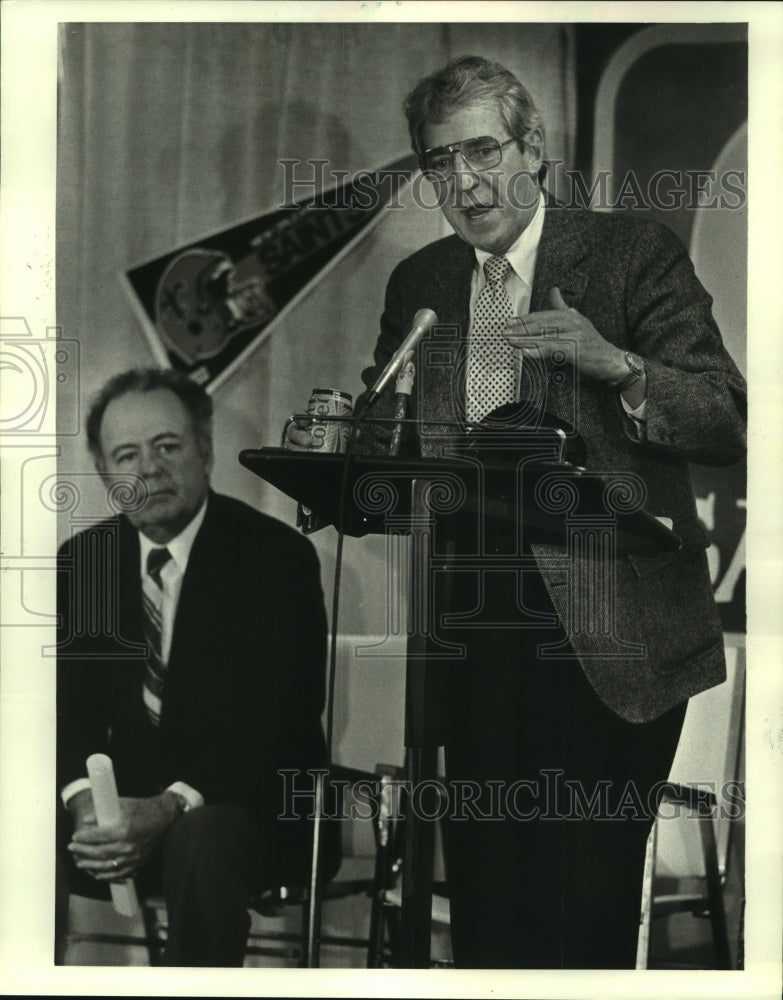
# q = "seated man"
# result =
<box><xmin>56</xmin><ymin>368</ymin><xmax>338</xmax><ymax>966</ymax></box>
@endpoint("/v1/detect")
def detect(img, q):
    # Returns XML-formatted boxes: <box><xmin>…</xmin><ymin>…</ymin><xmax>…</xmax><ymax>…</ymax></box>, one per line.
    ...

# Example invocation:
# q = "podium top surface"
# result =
<box><xmin>239</xmin><ymin>448</ymin><xmax>680</xmax><ymax>552</ymax></box>
<box><xmin>239</xmin><ymin>447</ymin><xmax>680</xmax><ymax>552</ymax></box>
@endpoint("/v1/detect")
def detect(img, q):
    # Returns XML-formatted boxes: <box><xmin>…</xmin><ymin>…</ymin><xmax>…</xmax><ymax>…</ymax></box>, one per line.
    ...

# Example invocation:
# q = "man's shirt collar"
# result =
<box><xmin>138</xmin><ymin>495</ymin><xmax>208</xmax><ymax>578</ymax></box>
<box><xmin>474</xmin><ymin>189</ymin><xmax>546</xmax><ymax>286</ymax></box>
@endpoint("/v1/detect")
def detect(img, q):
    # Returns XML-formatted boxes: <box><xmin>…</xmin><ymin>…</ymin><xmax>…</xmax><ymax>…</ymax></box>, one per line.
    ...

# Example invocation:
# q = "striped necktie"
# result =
<box><xmin>142</xmin><ymin>546</ymin><xmax>172</xmax><ymax>725</ymax></box>
<box><xmin>466</xmin><ymin>255</ymin><xmax>518</xmax><ymax>426</ymax></box>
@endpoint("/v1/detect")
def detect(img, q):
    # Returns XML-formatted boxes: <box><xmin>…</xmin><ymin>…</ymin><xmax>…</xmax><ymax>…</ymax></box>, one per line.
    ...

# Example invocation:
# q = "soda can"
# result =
<box><xmin>307</xmin><ymin>388</ymin><xmax>353</xmax><ymax>452</ymax></box>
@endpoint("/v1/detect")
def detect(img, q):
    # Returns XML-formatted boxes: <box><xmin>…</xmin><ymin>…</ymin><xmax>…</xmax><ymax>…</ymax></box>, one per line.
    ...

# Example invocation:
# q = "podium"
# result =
<box><xmin>239</xmin><ymin>440</ymin><xmax>680</xmax><ymax>967</ymax></box>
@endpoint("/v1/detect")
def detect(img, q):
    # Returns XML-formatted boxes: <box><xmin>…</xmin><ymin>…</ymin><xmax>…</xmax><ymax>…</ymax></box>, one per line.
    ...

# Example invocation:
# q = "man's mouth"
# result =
<box><xmin>463</xmin><ymin>204</ymin><xmax>495</xmax><ymax>220</ymax></box>
<box><xmin>146</xmin><ymin>489</ymin><xmax>175</xmax><ymax>502</ymax></box>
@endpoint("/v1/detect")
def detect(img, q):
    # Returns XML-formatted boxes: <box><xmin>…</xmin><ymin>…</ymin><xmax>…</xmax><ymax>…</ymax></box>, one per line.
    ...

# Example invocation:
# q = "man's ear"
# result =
<box><xmin>201</xmin><ymin>436</ymin><xmax>215</xmax><ymax>477</ymax></box>
<box><xmin>524</xmin><ymin>127</ymin><xmax>544</xmax><ymax>175</ymax></box>
<box><xmin>95</xmin><ymin>460</ymin><xmax>118</xmax><ymax>505</ymax></box>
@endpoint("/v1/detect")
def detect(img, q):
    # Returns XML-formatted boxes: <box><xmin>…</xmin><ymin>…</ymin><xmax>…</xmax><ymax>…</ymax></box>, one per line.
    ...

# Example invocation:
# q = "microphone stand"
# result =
<box><xmin>388</xmin><ymin>352</ymin><xmax>415</xmax><ymax>457</ymax></box>
<box><xmin>304</xmin><ymin>341</ymin><xmax>421</xmax><ymax>966</ymax></box>
<box><xmin>387</xmin><ymin>352</ymin><xmax>444</xmax><ymax>967</ymax></box>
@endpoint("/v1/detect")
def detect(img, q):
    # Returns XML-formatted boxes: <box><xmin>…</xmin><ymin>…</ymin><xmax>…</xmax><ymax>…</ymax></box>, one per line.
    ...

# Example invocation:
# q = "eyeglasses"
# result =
<box><xmin>420</xmin><ymin>136</ymin><xmax>519</xmax><ymax>181</ymax></box>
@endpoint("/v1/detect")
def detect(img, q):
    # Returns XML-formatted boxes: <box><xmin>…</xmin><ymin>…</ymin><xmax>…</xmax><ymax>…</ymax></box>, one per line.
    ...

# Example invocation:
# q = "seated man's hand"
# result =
<box><xmin>68</xmin><ymin>793</ymin><xmax>182</xmax><ymax>881</ymax></box>
<box><xmin>67</xmin><ymin>788</ymin><xmax>97</xmax><ymax>835</ymax></box>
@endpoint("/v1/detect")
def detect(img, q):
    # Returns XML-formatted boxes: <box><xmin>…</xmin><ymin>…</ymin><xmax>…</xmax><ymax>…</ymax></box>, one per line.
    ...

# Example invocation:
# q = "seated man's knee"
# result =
<box><xmin>159</xmin><ymin>805</ymin><xmax>257</xmax><ymax>966</ymax></box>
<box><xmin>162</xmin><ymin>804</ymin><xmax>258</xmax><ymax>881</ymax></box>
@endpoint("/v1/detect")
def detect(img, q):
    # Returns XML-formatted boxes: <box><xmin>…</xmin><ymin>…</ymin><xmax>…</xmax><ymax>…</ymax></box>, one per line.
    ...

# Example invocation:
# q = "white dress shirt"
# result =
<box><xmin>469</xmin><ymin>190</ymin><xmax>547</xmax><ymax>320</ymax></box>
<box><xmin>60</xmin><ymin>500</ymin><xmax>209</xmax><ymax>812</ymax></box>
<box><xmin>467</xmin><ymin>191</ymin><xmax>646</xmax><ymax>431</ymax></box>
<box><xmin>138</xmin><ymin>501</ymin><xmax>207</xmax><ymax>666</ymax></box>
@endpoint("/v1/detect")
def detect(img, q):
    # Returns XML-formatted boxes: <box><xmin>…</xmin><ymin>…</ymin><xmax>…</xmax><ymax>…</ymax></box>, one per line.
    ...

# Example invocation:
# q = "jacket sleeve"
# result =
<box><xmin>266</xmin><ymin>534</ymin><xmax>328</xmax><ymax>751</ymax></box>
<box><xmin>621</xmin><ymin>219</ymin><xmax>747</xmax><ymax>466</ymax></box>
<box><xmin>56</xmin><ymin>538</ymin><xmax>112</xmax><ymax>794</ymax></box>
<box><xmin>163</xmin><ymin>525</ymin><xmax>329</xmax><ymax>816</ymax></box>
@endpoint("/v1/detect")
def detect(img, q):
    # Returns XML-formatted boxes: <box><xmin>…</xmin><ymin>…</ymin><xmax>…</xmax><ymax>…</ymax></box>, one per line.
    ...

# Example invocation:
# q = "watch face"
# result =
<box><xmin>626</xmin><ymin>352</ymin><xmax>643</xmax><ymax>375</ymax></box>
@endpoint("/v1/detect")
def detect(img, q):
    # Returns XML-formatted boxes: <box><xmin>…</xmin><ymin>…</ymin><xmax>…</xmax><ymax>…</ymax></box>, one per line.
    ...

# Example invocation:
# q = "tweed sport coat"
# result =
<box><xmin>56</xmin><ymin>490</ymin><xmax>338</xmax><ymax>884</ymax></box>
<box><xmin>357</xmin><ymin>204</ymin><xmax>747</xmax><ymax>723</ymax></box>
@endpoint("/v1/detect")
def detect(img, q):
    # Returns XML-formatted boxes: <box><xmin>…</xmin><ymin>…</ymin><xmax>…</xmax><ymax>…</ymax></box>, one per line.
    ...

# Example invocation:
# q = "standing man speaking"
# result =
<box><xmin>290</xmin><ymin>55</ymin><xmax>746</xmax><ymax>968</ymax></box>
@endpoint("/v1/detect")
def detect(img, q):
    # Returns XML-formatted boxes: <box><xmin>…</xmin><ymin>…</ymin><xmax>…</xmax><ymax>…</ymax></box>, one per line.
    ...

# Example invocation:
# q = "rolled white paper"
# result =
<box><xmin>86</xmin><ymin>753</ymin><xmax>139</xmax><ymax>917</ymax></box>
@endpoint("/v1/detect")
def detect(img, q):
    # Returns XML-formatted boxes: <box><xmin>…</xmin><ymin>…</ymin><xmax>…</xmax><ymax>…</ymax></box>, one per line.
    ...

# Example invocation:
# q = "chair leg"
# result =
<box><xmin>366</xmin><ymin>769</ymin><xmax>406</xmax><ymax>968</ymax></box>
<box><xmin>366</xmin><ymin>895</ymin><xmax>386</xmax><ymax>968</ymax></box>
<box><xmin>366</xmin><ymin>832</ymin><xmax>391</xmax><ymax>968</ymax></box>
<box><xmin>384</xmin><ymin>906</ymin><xmax>402</xmax><ymax>966</ymax></box>
<box><xmin>297</xmin><ymin>897</ymin><xmax>310</xmax><ymax>968</ymax></box>
<box><xmin>141</xmin><ymin>900</ymin><xmax>165</xmax><ymax>966</ymax></box>
<box><xmin>638</xmin><ymin>822</ymin><xmax>658</xmax><ymax>970</ymax></box>
<box><xmin>699</xmin><ymin>814</ymin><xmax>732</xmax><ymax>969</ymax></box>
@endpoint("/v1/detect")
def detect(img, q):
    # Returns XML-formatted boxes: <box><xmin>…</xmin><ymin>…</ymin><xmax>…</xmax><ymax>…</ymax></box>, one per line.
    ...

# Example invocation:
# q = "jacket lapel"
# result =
<box><xmin>166</xmin><ymin>494</ymin><xmax>217</xmax><ymax>677</ymax></box>
<box><xmin>527</xmin><ymin>205</ymin><xmax>593</xmax><ymax>426</ymax></box>
<box><xmin>119</xmin><ymin>515</ymin><xmax>144</xmax><ymax>648</ymax></box>
<box><xmin>418</xmin><ymin>238</ymin><xmax>474</xmax><ymax>437</ymax></box>
<box><xmin>530</xmin><ymin>205</ymin><xmax>591</xmax><ymax>313</ymax></box>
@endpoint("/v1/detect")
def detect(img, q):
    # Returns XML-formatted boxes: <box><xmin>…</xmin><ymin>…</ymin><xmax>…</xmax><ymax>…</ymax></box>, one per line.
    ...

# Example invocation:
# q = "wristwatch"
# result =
<box><xmin>612</xmin><ymin>351</ymin><xmax>645</xmax><ymax>392</ymax></box>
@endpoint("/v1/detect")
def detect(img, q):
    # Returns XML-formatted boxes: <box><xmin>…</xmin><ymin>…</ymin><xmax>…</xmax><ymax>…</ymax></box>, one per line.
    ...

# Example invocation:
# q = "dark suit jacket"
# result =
<box><xmin>357</xmin><ymin>204</ymin><xmax>747</xmax><ymax>723</ymax></box>
<box><xmin>57</xmin><ymin>490</ymin><xmax>337</xmax><ymax>885</ymax></box>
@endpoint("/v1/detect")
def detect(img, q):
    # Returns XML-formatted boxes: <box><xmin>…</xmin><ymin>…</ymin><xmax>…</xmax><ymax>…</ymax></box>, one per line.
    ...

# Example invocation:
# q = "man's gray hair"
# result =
<box><xmin>404</xmin><ymin>55</ymin><xmax>547</xmax><ymax>181</ymax></box>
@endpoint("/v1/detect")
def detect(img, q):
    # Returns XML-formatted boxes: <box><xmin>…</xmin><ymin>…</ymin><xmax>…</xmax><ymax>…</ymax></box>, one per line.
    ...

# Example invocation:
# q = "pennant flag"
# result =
<box><xmin>123</xmin><ymin>153</ymin><xmax>418</xmax><ymax>390</ymax></box>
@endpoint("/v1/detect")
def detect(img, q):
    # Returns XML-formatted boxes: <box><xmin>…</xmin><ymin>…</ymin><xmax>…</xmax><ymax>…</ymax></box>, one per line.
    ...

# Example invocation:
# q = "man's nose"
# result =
<box><xmin>138</xmin><ymin>448</ymin><xmax>164</xmax><ymax>477</ymax></box>
<box><xmin>452</xmin><ymin>154</ymin><xmax>480</xmax><ymax>190</ymax></box>
<box><xmin>454</xmin><ymin>148</ymin><xmax>472</xmax><ymax>169</ymax></box>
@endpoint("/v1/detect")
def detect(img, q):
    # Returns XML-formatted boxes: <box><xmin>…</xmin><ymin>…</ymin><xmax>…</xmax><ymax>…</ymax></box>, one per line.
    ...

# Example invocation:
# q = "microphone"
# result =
<box><xmin>363</xmin><ymin>308</ymin><xmax>438</xmax><ymax>409</ymax></box>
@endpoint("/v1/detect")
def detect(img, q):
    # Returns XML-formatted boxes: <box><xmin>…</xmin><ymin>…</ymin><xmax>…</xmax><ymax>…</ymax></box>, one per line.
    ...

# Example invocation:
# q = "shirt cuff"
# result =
<box><xmin>166</xmin><ymin>781</ymin><xmax>205</xmax><ymax>811</ymax></box>
<box><xmin>61</xmin><ymin>777</ymin><xmax>91</xmax><ymax>808</ymax></box>
<box><xmin>621</xmin><ymin>395</ymin><xmax>647</xmax><ymax>421</ymax></box>
<box><xmin>621</xmin><ymin>395</ymin><xmax>647</xmax><ymax>440</ymax></box>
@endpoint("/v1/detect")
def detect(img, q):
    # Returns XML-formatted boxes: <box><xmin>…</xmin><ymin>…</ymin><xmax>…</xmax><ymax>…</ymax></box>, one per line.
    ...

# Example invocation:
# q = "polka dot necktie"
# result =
<box><xmin>142</xmin><ymin>546</ymin><xmax>172</xmax><ymax>726</ymax></box>
<box><xmin>466</xmin><ymin>255</ymin><xmax>518</xmax><ymax>426</ymax></box>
